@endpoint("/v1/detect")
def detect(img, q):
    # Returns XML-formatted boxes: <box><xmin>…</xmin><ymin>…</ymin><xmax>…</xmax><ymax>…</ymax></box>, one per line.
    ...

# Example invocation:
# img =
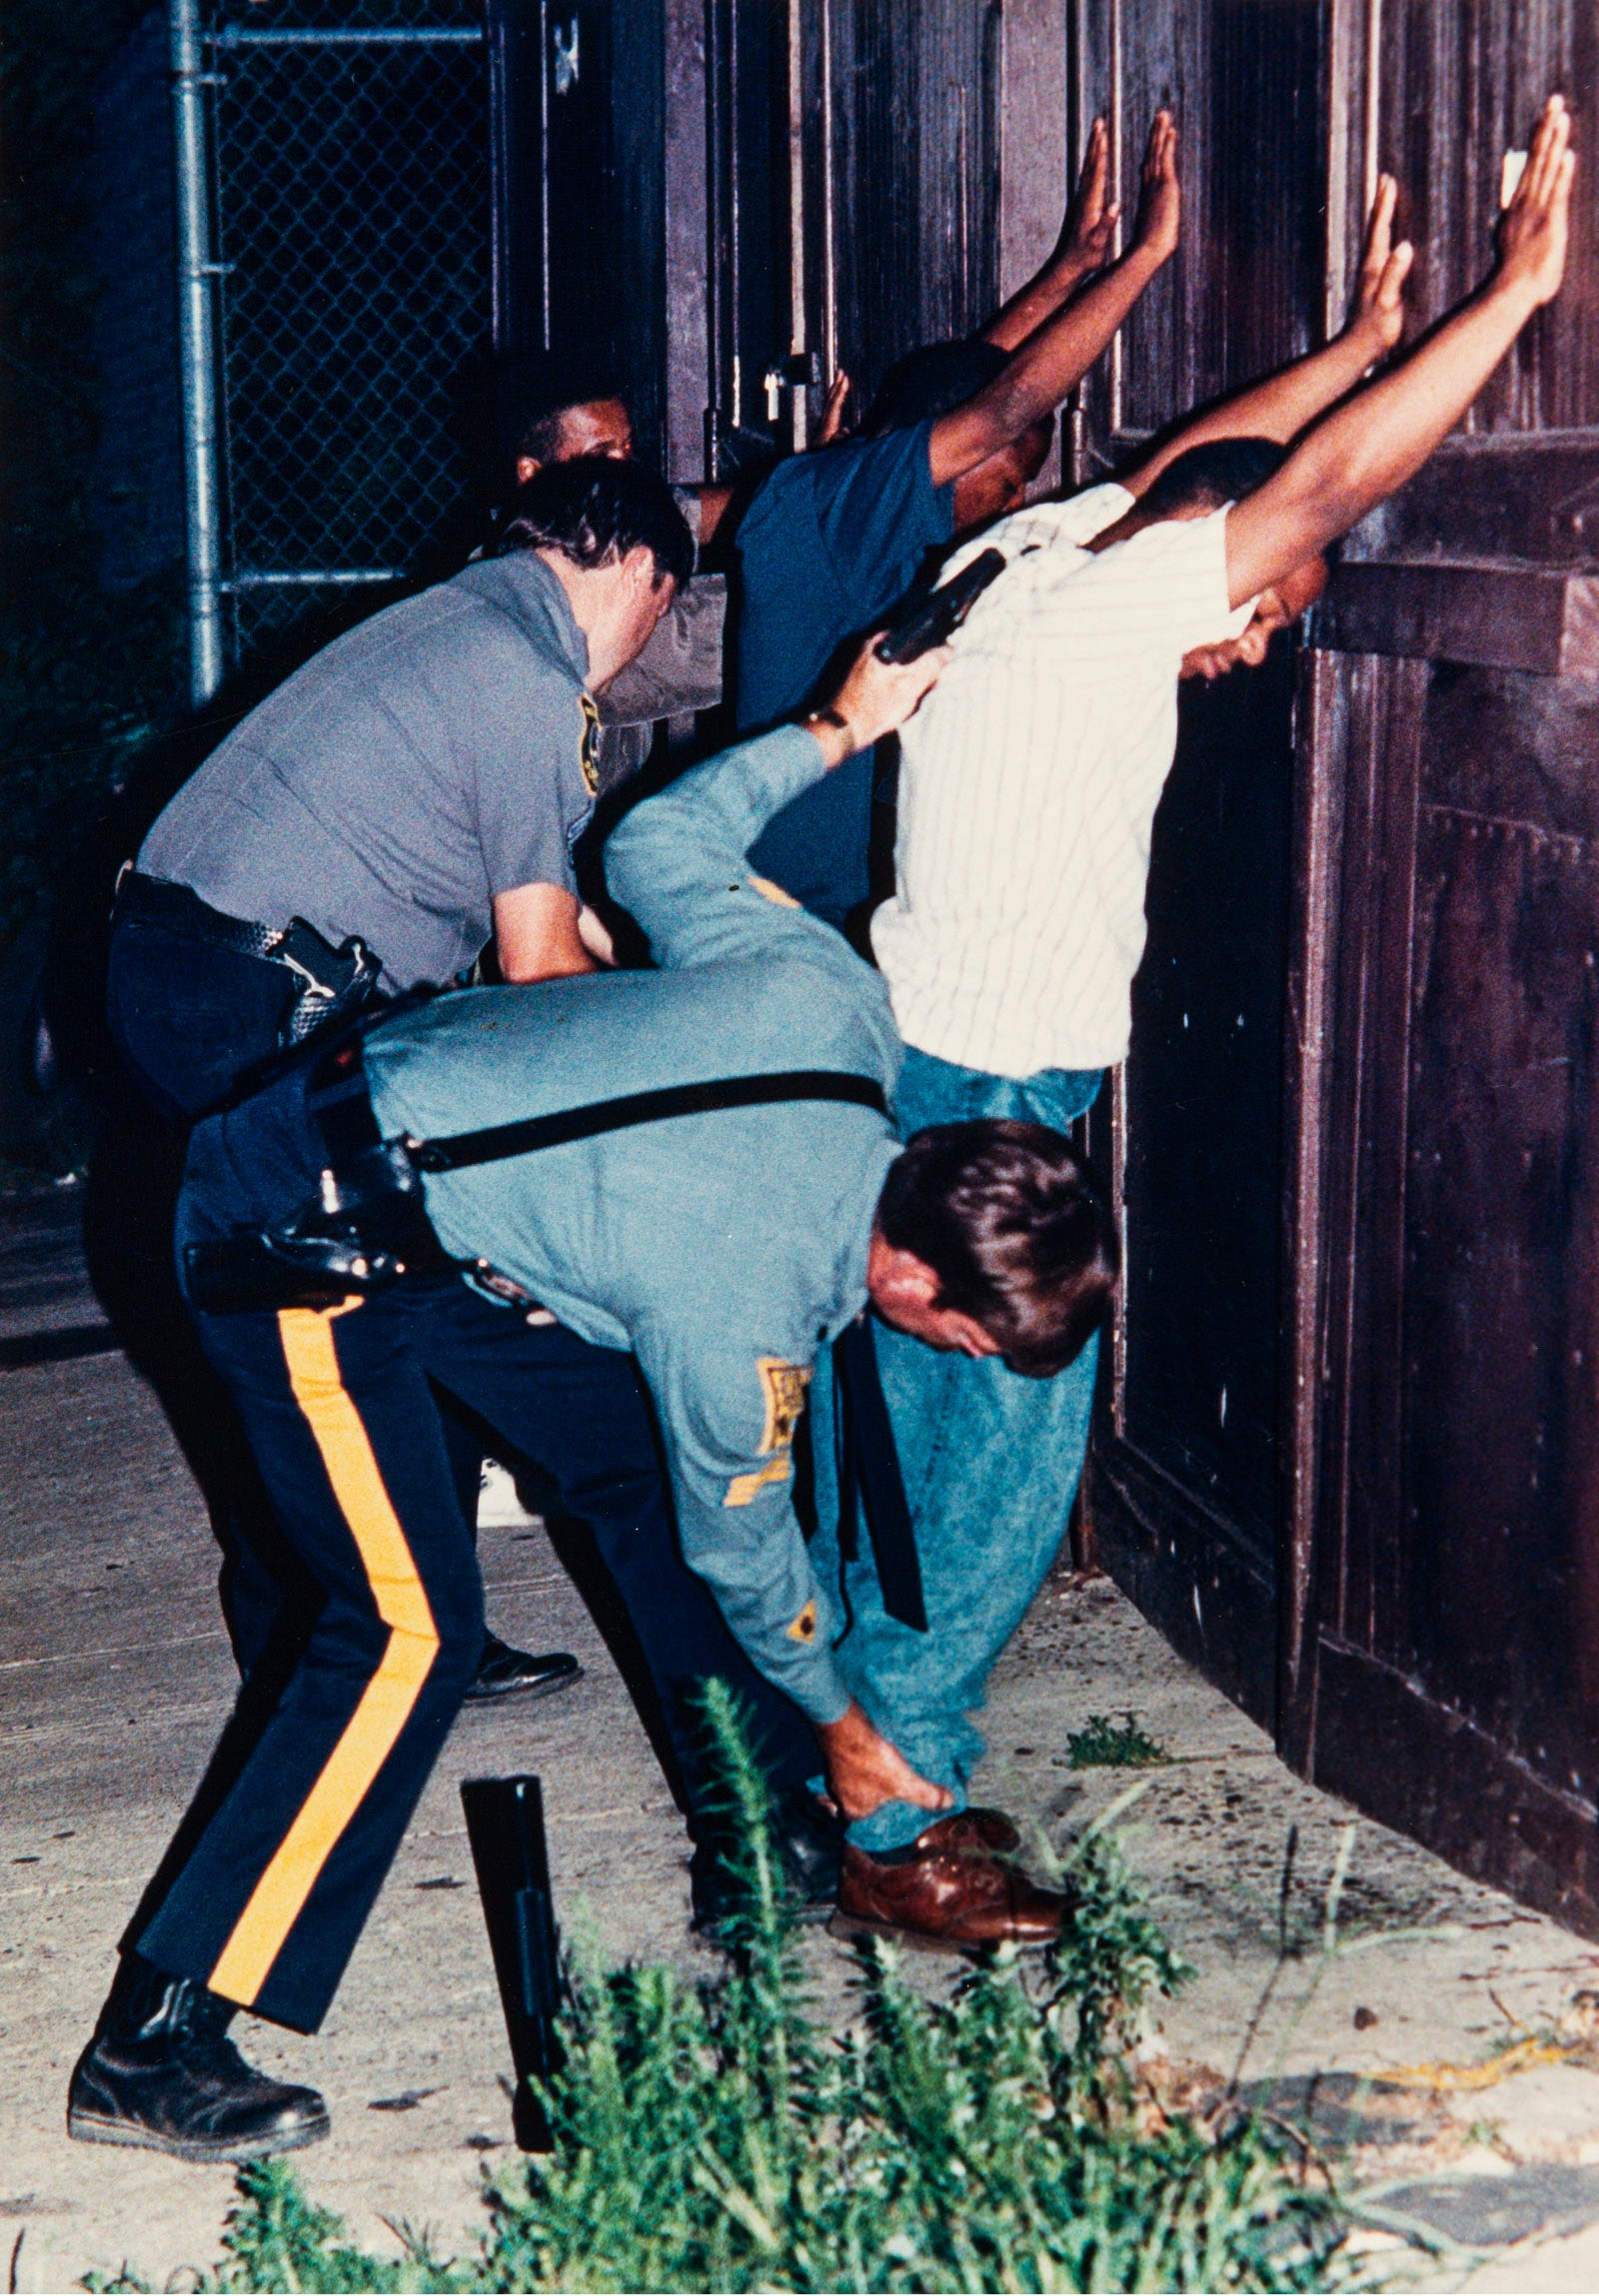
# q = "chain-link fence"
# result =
<box><xmin>187</xmin><ymin>0</ymin><xmax>493</xmax><ymax>682</ymax></box>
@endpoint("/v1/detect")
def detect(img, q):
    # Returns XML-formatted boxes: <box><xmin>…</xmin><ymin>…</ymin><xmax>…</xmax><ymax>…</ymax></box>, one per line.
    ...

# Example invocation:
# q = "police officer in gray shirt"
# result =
<box><xmin>108</xmin><ymin>461</ymin><xmax>695</xmax><ymax>1706</ymax></box>
<box><xmin>115</xmin><ymin>459</ymin><xmax>693</xmax><ymax>1114</ymax></box>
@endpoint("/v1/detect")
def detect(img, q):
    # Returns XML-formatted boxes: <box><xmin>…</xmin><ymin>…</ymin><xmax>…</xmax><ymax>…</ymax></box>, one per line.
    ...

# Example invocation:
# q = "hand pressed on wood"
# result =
<box><xmin>1495</xmin><ymin>93</ymin><xmax>1576</xmax><ymax>308</ymax></box>
<box><xmin>1055</xmin><ymin>116</ymin><xmax>1118</xmax><ymax>277</ymax></box>
<box><xmin>1130</xmin><ymin>110</ymin><xmax>1180</xmax><ymax>267</ymax></box>
<box><xmin>1346</xmin><ymin>174</ymin><xmax>1414</xmax><ymax>357</ymax></box>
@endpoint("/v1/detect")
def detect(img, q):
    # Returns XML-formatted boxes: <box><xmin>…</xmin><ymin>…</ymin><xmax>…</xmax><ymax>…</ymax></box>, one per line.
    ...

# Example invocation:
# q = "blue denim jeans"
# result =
<box><xmin>810</xmin><ymin>1045</ymin><xmax>1103</xmax><ymax>1850</ymax></box>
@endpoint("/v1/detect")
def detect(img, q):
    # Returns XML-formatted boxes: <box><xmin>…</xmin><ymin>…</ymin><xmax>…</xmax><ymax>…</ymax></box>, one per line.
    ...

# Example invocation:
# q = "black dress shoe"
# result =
<box><xmin>464</xmin><ymin>1635</ymin><xmax>582</xmax><ymax>1703</ymax></box>
<box><xmin>691</xmin><ymin>1786</ymin><xmax>844</xmax><ymax>1936</ymax></box>
<box><xmin>67</xmin><ymin>1955</ymin><xmax>329</xmax><ymax>2164</ymax></box>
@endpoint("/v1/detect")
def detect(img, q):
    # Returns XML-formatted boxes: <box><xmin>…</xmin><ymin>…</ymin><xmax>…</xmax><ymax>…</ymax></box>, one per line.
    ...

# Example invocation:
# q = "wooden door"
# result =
<box><xmin>1285</xmin><ymin>3</ymin><xmax>1599</xmax><ymax>1933</ymax></box>
<box><xmin>1075</xmin><ymin>0</ymin><xmax>1332</xmax><ymax>1730</ymax></box>
<box><xmin>1079</xmin><ymin>0</ymin><xmax>1599</xmax><ymax>1935</ymax></box>
<box><xmin>488</xmin><ymin>0</ymin><xmax>666</xmax><ymax>460</ymax></box>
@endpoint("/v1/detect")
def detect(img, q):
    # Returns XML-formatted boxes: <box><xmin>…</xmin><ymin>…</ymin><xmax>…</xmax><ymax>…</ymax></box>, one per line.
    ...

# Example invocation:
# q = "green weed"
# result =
<box><xmin>1066</xmin><ymin>1712</ymin><xmax>1170</xmax><ymax>1769</ymax></box>
<box><xmin>86</xmin><ymin>1687</ymin><xmax>1382</xmax><ymax>2294</ymax></box>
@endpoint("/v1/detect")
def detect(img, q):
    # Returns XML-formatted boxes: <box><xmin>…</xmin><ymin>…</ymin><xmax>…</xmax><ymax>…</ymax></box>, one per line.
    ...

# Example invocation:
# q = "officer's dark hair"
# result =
<box><xmin>494</xmin><ymin>349</ymin><xmax>627</xmax><ymax>466</ymax></box>
<box><xmin>496</xmin><ymin>456</ymin><xmax>695</xmax><ymax>589</ymax></box>
<box><xmin>864</xmin><ymin>338</ymin><xmax>1010</xmax><ymax>437</ymax></box>
<box><xmin>875</xmin><ymin>1121</ymin><xmax>1119</xmax><ymax>1378</ymax></box>
<box><xmin>1137</xmin><ymin>436</ymin><xmax>1287</xmax><ymax>520</ymax></box>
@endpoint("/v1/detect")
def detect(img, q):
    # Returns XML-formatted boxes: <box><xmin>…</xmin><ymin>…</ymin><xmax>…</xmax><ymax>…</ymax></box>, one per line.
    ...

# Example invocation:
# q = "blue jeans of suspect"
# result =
<box><xmin>809</xmin><ymin>1044</ymin><xmax>1103</xmax><ymax>1851</ymax></box>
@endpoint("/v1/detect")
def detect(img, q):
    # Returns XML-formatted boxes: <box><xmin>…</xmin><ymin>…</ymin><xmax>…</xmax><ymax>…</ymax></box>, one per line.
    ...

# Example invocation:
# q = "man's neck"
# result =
<box><xmin>534</xmin><ymin>547</ymin><xmax>620</xmax><ymax>685</ymax></box>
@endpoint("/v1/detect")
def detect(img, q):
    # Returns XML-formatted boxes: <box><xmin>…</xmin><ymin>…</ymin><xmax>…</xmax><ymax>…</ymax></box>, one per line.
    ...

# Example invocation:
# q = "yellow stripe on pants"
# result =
<box><xmin>209</xmin><ymin>1303</ymin><xmax>440</xmax><ymax>2006</ymax></box>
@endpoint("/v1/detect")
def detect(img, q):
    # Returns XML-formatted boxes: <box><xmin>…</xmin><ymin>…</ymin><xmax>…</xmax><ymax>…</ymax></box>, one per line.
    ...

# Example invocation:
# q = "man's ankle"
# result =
<box><xmin>847</xmin><ymin>1796</ymin><xmax>964</xmax><ymax>1858</ymax></box>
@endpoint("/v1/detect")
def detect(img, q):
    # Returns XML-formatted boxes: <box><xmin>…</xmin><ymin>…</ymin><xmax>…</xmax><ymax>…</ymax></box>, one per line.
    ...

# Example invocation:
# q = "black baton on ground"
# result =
<box><xmin>461</xmin><ymin>1774</ymin><xmax>563</xmax><ymax>2153</ymax></box>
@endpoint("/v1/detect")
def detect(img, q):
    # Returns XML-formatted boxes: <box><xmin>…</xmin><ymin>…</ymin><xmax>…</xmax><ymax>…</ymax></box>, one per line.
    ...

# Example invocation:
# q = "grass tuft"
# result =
<box><xmin>1066</xmin><ymin>1712</ymin><xmax>1170</xmax><ymax>1769</ymax></box>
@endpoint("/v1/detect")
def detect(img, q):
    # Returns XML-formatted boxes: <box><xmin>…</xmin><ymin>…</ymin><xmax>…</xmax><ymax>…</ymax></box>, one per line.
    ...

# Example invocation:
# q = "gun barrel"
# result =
<box><xmin>462</xmin><ymin>1774</ymin><xmax>563</xmax><ymax>2153</ymax></box>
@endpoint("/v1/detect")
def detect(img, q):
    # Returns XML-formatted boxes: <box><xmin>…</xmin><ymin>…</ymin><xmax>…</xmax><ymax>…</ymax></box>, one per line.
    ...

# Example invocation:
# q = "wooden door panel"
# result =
<box><xmin>1380</xmin><ymin>1</ymin><xmax>1599</xmax><ymax>436</ymax></box>
<box><xmin>1399</xmin><ymin>670</ymin><xmax>1599</xmax><ymax>1780</ymax></box>
<box><xmin>1076</xmin><ymin>0</ymin><xmax>1324</xmax><ymax>443</ymax></box>
<box><xmin>1121</xmin><ymin>650</ymin><xmax>1297</xmax><ymax>1557</ymax></box>
<box><xmin>1311</xmin><ymin>654</ymin><xmax>1427</xmax><ymax>1661</ymax></box>
<box><xmin>1086</xmin><ymin>1440</ymin><xmax>1280</xmax><ymax>1727</ymax></box>
<box><xmin>1077</xmin><ymin>0</ymin><xmax>1329</xmax><ymax>1739</ymax></box>
<box><xmin>1086</xmin><ymin>643</ymin><xmax>1300</xmax><ymax>1732</ymax></box>
<box><xmin>1308</xmin><ymin>1635</ymin><xmax>1599</xmax><ymax>1937</ymax></box>
<box><xmin>1298</xmin><ymin>627</ymin><xmax>1599</xmax><ymax>1930</ymax></box>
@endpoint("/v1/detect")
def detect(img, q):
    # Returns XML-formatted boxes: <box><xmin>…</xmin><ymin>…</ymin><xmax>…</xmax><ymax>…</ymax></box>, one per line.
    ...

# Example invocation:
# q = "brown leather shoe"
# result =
<box><xmin>833</xmin><ymin>1827</ymin><xmax>1069</xmax><ymax>1953</ymax></box>
<box><xmin>918</xmin><ymin>1806</ymin><xmax>1022</xmax><ymax>1856</ymax></box>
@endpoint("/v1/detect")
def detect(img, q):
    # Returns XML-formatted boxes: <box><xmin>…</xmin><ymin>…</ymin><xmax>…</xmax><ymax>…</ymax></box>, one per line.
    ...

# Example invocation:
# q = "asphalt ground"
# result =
<box><xmin>5</xmin><ymin>1183</ymin><xmax>1599</xmax><ymax>2290</ymax></box>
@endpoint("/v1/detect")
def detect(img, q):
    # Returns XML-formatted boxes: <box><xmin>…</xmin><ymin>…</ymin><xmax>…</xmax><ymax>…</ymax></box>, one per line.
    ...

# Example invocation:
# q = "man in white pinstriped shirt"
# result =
<box><xmin>807</xmin><ymin>103</ymin><xmax>1574</xmax><ymax>1902</ymax></box>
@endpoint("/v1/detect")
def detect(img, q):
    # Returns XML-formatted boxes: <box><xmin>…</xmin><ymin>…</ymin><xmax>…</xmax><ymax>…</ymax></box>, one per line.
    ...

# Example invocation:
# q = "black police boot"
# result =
<box><xmin>691</xmin><ymin>1786</ymin><xmax>844</xmax><ymax>1937</ymax></box>
<box><xmin>464</xmin><ymin>1634</ymin><xmax>583</xmax><ymax>1703</ymax></box>
<box><xmin>67</xmin><ymin>1953</ymin><xmax>330</xmax><ymax>2164</ymax></box>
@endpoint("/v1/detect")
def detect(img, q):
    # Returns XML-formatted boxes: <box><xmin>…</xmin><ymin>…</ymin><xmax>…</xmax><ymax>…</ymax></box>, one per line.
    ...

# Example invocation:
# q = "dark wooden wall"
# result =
<box><xmin>819</xmin><ymin>0</ymin><xmax>1004</xmax><ymax>409</ymax></box>
<box><xmin>1079</xmin><ymin>0</ymin><xmax>1599</xmax><ymax>1935</ymax></box>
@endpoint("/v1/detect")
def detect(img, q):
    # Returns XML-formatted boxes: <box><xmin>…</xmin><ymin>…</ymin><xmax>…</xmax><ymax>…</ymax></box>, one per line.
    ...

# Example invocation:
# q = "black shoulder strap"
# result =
<box><xmin>405</xmin><ymin>1069</ymin><xmax>890</xmax><ymax>1175</ymax></box>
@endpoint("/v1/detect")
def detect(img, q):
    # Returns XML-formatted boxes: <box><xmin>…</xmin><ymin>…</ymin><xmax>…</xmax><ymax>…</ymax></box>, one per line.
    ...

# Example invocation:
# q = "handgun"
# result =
<box><xmin>873</xmin><ymin>547</ymin><xmax>1005</xmax><ymax>663</ymax></box>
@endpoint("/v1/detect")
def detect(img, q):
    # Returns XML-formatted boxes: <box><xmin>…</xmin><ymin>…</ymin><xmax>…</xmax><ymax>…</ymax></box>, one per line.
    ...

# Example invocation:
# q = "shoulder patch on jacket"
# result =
<box><xmin>723</xmin><ymin>1358</ymin><xmax>811</xmax><ymax>1505</ymax></box>
<box><xmin>758</xmin><ymin>1357</ymin><xmax>811</xmax><ymax>1454</ymax></box>
<box><xmin>579</xmin><ymin>692</ymin><xmax>601</xmax><ymax>794</ymax></box>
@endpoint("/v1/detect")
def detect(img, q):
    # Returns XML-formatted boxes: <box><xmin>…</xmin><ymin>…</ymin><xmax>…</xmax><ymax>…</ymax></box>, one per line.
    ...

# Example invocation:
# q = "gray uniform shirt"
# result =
<box><xmin>139</xmin><ymin>553</ymin><xmax>599</xmax><ymax>991</ymax></box>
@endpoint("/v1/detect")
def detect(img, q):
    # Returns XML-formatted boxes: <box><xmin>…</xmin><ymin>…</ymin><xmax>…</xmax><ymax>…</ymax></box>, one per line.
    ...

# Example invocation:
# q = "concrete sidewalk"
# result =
<box><xmin>5</xmin><ymin>1187</ymin><xmax>1599</xmax><ymax>2290</ymax></box>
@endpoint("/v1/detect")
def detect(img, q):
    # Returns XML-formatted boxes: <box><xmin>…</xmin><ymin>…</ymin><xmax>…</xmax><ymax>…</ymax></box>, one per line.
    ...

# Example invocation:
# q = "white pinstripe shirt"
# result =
<box><xmin>871</xmin><ymin>484</ymin><xmax>1256</xmax><ymax>1079</ymax></box>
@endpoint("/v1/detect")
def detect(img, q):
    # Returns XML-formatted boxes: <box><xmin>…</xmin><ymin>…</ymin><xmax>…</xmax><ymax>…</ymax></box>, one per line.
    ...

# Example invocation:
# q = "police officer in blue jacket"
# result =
<box><xmin>68</xmin><ymin>635</ymin><xmax>1115</xmax><ymax>2164</ymax></box>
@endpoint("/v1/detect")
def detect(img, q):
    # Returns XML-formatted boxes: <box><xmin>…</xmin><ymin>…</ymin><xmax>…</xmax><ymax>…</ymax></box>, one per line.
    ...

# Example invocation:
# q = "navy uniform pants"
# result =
<box><xmin>137</xmin><ymin>1038</ymin><xmax>818</xmax><ymax>2033</ymax></box>
<box><xmin>138</xmin><ymin>1278</ymin><xmax>820</xmax><ymax>2032</ymax></box>
<box><xmin>102</xmin><ymin>907</ymin><xmax>506</xmax><ymax>1677</ymax></box>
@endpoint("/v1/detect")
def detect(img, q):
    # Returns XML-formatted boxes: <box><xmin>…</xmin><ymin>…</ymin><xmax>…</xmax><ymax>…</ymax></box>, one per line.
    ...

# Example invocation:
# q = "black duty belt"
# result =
<box><xmin>115</xmin><ymin>869</ymin><xmax>385</xmax><ymax>1047</ymax></box>
<box><xmin>183</xmin><ymin>1034</ymin><xmax>890</xmax><ymax>1317</ymax></box>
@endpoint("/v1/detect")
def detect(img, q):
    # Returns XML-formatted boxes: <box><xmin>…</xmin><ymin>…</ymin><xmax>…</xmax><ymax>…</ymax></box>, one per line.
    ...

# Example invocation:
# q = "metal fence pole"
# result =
<box><xmin>171</xmin><ymin>0</ymin><xmax>225</xmax><ymax>704</ymax></box>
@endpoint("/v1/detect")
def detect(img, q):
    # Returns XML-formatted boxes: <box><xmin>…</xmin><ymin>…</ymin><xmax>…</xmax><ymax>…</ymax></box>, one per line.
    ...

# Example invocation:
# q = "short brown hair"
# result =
<box><xmin>874</xmin><ymin>1122</ymin><xmax>1119</xmax><ymax>1378</ymax></box>
<box><xmin>495</xmin><ymin>457</ymin><xmax>695</xmax><ymax>589</ymax></box>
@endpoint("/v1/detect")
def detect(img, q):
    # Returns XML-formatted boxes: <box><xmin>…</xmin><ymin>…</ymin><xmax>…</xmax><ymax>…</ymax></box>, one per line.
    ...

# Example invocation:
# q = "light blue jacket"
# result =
<box><xmin>364</xmin><ymin>725</ymin><xmax>903</xmax><ymax>1722</ymax></box>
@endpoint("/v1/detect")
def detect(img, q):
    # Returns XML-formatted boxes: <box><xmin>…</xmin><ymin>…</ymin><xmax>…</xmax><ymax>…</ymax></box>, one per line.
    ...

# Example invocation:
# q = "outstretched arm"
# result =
<box><xmin>1122</xmin><ymin>175</ymin><xmax>1415</xmax><ymax>500</ymax></box>
<box><xmin>605</xmin><ymin>637</ymin><xmax>947</xmax><ymax>968</ymax></box>
<box><xmin>981</xmin><ymin>118</ymin><xmax>1118</xmax><ymax>353</ymax></box>
<box><xmin>1225</xmin><ymin>94</ymin><xmax>1575</xmax><ymax>605</ymax></box>
<box><xmin>928</xmin><ymin>112</ymin><xmax>1179</xmax><ymax>487</ymax></box>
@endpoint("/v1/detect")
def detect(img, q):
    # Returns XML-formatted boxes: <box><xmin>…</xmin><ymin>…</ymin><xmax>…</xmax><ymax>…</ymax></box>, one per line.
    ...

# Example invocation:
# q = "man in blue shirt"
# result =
<box><xmin>739</xmin><ymin>112</ymin><xmax>1179</xmax><ymax>924</ymax></box>
<box><xmin>68</xmin><ymin>634</ymin><xmax>1115</xmax><ymax>2164</ymax></box>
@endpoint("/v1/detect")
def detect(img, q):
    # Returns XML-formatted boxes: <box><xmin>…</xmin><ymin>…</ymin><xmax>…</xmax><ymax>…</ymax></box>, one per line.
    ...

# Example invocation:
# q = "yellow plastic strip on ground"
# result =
<box><xmin>209</xmin><ymin>1303</ymin><xmax>439</xmax><ymax>2005</ymax></box>
<box><xmin>1369</xmin><ymin>2036</ymin><xmax>1573</xmax><ymax>2091</ymax></box>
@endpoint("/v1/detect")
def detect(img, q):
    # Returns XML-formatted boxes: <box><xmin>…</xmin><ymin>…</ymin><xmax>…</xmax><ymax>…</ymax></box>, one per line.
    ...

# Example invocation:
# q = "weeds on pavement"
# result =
<box><xmin>83</xmin><ymin>1687</ymin><xmax>1379</xmax><ymax>2294</ymax></box>
<box><xmin>1065</xmin><ymin>1713</ymin><xmax>1170</xmax><ymax>1770</ymax></box>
